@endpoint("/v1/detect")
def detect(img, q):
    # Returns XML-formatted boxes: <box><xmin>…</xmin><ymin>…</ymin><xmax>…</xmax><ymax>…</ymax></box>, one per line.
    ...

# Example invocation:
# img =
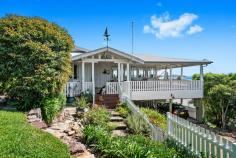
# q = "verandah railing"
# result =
<box><xmin>106</xmin><ymin>80</ymin><xmax>203</xmax><ymax>94</ymax></box>
<box><xmin>130</xmin><ymin>80</ymin><xmax>203</xmax><ymax>91</ymax></box>
<box><xmin>65</xmin><ymin>81</ymin><xmax>81</xmax><ymax>97</ymax></box>
<box><xmin>65</xmin><ymin>81</ymin><xmax>93</xmax><ymax>97</ymax></box>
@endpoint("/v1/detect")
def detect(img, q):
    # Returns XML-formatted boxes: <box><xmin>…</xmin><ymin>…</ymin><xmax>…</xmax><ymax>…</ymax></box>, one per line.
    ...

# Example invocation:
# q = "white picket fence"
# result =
<box><xmin>167</xmin><ymin>112</ymin><xmax>236</xmax><ymax>158</ymax></box>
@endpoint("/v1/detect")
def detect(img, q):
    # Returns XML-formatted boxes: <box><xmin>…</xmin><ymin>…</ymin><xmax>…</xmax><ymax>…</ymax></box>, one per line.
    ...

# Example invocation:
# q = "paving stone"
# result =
<box><xmin>110</xmin><ymin>122</ymin><xmax>127</xmax><ymax>130</ymax></box>
<box><xmin>77</xmin><ymin>151</ymin><xmax>95</xmax><ymax>158</ymax></box>
<box><xmin>68</xmin><ymin>130</ymin><xmax>75</xmax><ymax>136</ymax></box>
<box><xmin>110</xmin><ymin>111</ymin><xmax>121</xmax><ymax>117</ymax></box>
<box><xmin>112</xmin><ymin>130</ymin><xmax>127</xmax><ymax>137</ymax></box>
<box><xmin>69</xmin><ymin>141</ymin><xmax>86</xmax><ymax>154</ymax></box>
<box><xmin>31</xmin><ymin>121</ymin><xmax>47</xmax><ymax>129</ymax></box>
<box><xmin>110</xmin><ymin>116</ymin><xmax>123</xmax><ymax>122</ymax></box>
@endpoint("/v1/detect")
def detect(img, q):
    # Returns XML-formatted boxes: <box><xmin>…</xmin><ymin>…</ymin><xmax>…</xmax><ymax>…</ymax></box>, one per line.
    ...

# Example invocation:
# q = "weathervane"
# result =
<box><xmin>103</xmin><ymin>27</ymin><xmax>110</xmax><ymax>50</ymax></box>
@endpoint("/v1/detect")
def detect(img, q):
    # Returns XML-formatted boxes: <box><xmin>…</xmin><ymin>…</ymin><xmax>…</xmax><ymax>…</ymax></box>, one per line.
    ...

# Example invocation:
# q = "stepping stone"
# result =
<box><xmin>110</xmin><ymin>111</ymin><xmax>121</xmax><ymax>117</ymax></box>
<box><xmin>109</xmin><ymin>122</ymin><xmax>127</xmax><ymax>130</ymax></box>
<box><xmin>110</xmin><ymin>116</ymin><xmax>123</xmax><ymax>122</ymax></box>
<box><xmin>112</xmin><ymin>130</ymin><xmax>127</xmax><ymax>137</ymax></box>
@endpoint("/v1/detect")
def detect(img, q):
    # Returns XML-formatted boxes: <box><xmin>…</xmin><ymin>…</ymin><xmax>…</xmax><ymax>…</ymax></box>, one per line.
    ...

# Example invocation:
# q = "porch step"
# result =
<box><xmin>110</xmin><ymin>116</ymin><xmax>123</xmax><ymax>122</ymax></box>
<box><xmin>96</xmin><ymin>94</ymin><xmax>119</xmax><ymax>109</ymax></box>
<box><xmin>109</xmin><ymin>122</ymin><xmax>127</xmax><ymax>130</ymax></box>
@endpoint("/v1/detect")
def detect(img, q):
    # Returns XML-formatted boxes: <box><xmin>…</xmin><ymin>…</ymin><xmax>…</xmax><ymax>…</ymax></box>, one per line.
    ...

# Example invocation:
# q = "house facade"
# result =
<box><xmin>66</xmin><ymin>46</ymin><xmax>212</xmax><ymax>111</ymax></box>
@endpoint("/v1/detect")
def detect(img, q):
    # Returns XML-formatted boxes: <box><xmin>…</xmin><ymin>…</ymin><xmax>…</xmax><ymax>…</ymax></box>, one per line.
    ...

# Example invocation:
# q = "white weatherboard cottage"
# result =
<box><xmin>66</xmin><ymin>46</ymin><xmax>212</xmax><ymax>110</ymax></box>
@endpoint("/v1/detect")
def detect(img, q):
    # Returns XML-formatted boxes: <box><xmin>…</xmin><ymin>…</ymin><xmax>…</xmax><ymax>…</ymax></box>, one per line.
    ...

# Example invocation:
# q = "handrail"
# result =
<box><xmin>118</xmin><ymin>83</ymin><xmax>166</xmax><ymax>141</ymax></box>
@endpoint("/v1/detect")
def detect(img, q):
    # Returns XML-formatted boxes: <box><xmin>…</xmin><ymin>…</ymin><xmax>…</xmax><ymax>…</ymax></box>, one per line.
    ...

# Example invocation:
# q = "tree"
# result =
<box><xmin>207</xmin><ymin>84</ymin><xmax>236</xmax><ymax>128</ymax></box>
<box><xmin>193</xmin><ymin>73</ymin><xmax>236</xmax><ymax>129</ymax></box>
<box><xmin>0</xmin><ymin>15</ymin><xmax>74</xmax><ymax>112</ymax></box>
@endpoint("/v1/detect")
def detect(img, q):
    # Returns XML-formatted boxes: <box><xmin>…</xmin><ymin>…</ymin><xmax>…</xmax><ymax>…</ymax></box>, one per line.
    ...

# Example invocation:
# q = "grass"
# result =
<box><xmin>0</xmin><ymin>110</ymin><xmax>70</xmax><ymax>158</ymax></box>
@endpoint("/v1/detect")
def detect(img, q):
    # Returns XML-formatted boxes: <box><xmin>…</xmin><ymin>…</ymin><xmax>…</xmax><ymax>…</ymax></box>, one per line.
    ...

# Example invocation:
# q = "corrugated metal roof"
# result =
<box><xmin>134</xmin><ymin>54</ymin><xmax>212</xmax><ymax>64</ymax></box>
<box><xmin>72</xmin><ymin>46</ymin><xmax>89</xmax><ymax>53</ymax></box>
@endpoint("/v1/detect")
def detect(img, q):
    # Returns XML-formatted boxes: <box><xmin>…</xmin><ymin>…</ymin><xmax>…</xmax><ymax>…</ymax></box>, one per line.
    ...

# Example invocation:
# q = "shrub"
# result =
<box><xmin>80</xmin><ymin>91</ymin><xmax>93</xmax><ymax>103</ymax></box>
<box><xmin>73</xmin><ymin>96</ymin><xmax>89</xmax><ymax>109</ymax></box>
<box><xmin>116</xmin><ymin>102</ymin><xmax>131</xmax><ymax>118</ymax></box>
<box><xmin>164</xmin><ymin>138</ymin><xmax>210</xmax><ymax>158</ymax></box>
<box><xmin>0</xmin><ymin>15</ymin><xmax>74</xmax><ymax>111</ymax></box>
<box><xmin>41</xmin><ymin>93</ymin><xmax>66</xmax><ymax>124</ymax></box>
<box><xmin>126</xmin><ymin>114</ymin><xmax>150</xmax><ymax>135</ymax></box>
<box><xmin>140</xmin><ymin>107</ymin><xmax>167</xmax><ymax>130</ymax></box>
<box><xmin>84</xmin><ymin>106</ymin><xmax>110</xmax><ymax>127</ymax></box>
<box><xmin>83</xmin><ymin>125</ymin><xmax>177</xmax><ymax>158</ymax></box>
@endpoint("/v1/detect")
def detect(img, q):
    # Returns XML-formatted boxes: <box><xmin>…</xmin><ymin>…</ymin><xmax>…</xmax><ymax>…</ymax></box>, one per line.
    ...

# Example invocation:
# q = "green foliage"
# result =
<box><xmin>73</xmin><ymin>96</ymin><xmax>89</xmax><ymax>109</ymax></box>
<box><xmin>207</xmin><ymin>84</ymin><xmax>236</xmax><ymax>128</ymax></box>
<box><xmin>165</xmin><ymin>138</ymin><xmax>211</xmax><ymax>158</ymax></box>
<box><xmin>0</xmin><ymin>110</ymin><xmax>70</xmax><ymax>158</ymax></box>
<box><xmin>116</xmin><ymin>102</ymin><xmax>131</xmax><ymax>118</ymax></box>
<box><xmin>80</xmin><ymin>91</ymin><xmax>93</xmax><ymax>103</ymax></box>
<box><xmin>0</xmin><ymin>15</ymin><xmax>74</xmax><ymax>111</ymax></box>
<box><xmin>41</xmin><ymin>93</ymin><xmax>66</xmax><ymax>124</ymax></box>
<box><xmin>126</xmin><ymin>114</ymin><xmax>150</xmax><ymax>135</ymax></box>
<box><xmin>83</xmin><ymin>125</ymin><xmax>177</xmax><ymax>158</ymax></box>
<box><xmin>84</xmin><ymin>106</ymin><xmax>110</xmax><ymax>128</ymax></box>
<box><xmin>193</xmin><ymin>73</ymin><xmax>236</xmax><ymax>129</ymax></box>
<box><xmin>140</xmin><ymin>107</ymin><xmax>167</xmax><ymax>130</ymax></box>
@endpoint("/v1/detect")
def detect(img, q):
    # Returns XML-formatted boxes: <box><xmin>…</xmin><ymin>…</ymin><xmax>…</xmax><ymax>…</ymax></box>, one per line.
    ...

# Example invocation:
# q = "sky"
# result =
<box><xmin>0</xmin><ymin>0</ymin><xmax>236</xmax><ymax>75</ymax></box>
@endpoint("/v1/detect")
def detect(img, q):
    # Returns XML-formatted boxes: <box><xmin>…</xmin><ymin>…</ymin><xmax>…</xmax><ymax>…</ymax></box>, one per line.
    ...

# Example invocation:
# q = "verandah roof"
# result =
<box><xmin>71</xmin><ymin>46</ymin><xmax>213</xmax><ymax>68</ymax></box>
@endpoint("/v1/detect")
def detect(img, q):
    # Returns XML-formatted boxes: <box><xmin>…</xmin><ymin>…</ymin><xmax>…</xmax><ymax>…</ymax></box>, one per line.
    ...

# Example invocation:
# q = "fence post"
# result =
<box><xmin>232</xmin><ymin>143</ymin><xmax>236</xmax><ymax>158</ymax></box>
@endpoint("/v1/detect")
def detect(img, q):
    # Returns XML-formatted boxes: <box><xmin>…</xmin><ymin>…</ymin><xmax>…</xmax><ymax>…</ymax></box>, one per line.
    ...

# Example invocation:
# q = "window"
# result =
<box><xmin>138</xmin><ymin>69</ymin><xmax>144</xmax><ymax>77</ymax></box>
<box><xmin>112</xmin><ymin>67</ymin><xmax>118</xmax><ymax>78</ymax></box>
<box><xmin>73</xmin><ymin>65</ymin><xmax>77</xmax><ymax>79</ymax></box>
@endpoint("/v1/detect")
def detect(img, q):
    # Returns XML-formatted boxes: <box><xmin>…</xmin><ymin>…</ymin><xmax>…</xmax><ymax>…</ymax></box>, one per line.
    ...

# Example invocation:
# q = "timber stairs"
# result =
<box><xmin>95</xmin><ymin>94</ymin><xmax>119</xmax><ymax>109</ymax></box>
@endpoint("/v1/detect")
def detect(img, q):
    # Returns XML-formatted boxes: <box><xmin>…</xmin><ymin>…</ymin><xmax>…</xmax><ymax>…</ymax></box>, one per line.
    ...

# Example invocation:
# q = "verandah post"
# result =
<box><xmin>91</xmin><ymin>61</ymin><xmax>95</xmax><ymax>105</ymax></box>
<box><xmin>180</xmin><ymin>67</ymin><xmax>183</xmax><ymax>104</ymax></box>
<box><xmin>81</xmin><ymin>61</ymin><xmax>85</xmax><ymax>92</ymax></box>
<box><xmin>169</xmin><ymin>66</ymin><xmax>173</xmax><ymax>112</ymax></box>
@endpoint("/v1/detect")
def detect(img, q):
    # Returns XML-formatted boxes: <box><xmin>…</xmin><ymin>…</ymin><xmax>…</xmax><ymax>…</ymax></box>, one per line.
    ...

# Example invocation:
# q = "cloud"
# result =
<box><xmin>187</xmin><ymin>25</ymin><xmax>203</xmax><ymax>35</ymax></box>
<box><xmin>143</xmin><ymin>12</ymin><xmax>203</xmax><ymax>39</ymax></box>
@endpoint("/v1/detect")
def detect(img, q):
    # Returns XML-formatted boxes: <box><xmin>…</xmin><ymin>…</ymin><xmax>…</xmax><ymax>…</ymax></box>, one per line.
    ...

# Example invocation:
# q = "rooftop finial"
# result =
<box><xmin>104</xmin><ymin>27</ymin><xmax>110</xmax><ymax>49</ymax></box>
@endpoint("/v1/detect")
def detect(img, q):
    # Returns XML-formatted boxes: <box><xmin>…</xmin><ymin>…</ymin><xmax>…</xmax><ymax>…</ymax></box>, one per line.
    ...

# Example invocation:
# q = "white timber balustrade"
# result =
<box><xmin>130</xmin><ymin>80</ymin><xmax>203</xmax><ymax>100</ymax></box>
<box><xmin>105</xmin><ymin>80</ymin><xmax>203</xmax><ymax>99</ymax></box>
<box><xmin>106</xmin><ymin>82</ymin><xmax>119</xmax><ymax>94</ymax></box>
<box><xmin>167</xmin><ymin>112</ymin><xmax>236</xmax><ymax>158</ymax></box>
<box><xmin>65</xmin><ymin>82</ymin><xmax>81</xmax><ymax>97</ymax></box>
<box><xmin>83</xmin><ymin>82</ymin><xmax>93</xmax><ymax>93</ymax></box>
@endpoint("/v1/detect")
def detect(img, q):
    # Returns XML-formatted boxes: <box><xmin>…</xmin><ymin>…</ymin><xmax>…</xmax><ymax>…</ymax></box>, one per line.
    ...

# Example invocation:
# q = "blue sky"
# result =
<box><xmin>1</xmin><ymin>0</ymin><xmax>236</xmax><ymax>75</ymax></box>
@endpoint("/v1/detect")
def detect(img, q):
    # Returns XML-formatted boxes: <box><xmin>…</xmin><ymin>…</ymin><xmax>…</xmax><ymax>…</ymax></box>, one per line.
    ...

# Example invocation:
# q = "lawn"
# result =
<box><xmin>0</xmin><ymin>110</ymin><xmax>70</xmax><ymax>158</ymax></box>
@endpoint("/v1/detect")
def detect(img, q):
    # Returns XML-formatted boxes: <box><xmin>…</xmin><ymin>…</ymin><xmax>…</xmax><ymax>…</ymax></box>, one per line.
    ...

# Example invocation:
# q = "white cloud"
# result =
<box><xmin>187</xmin><ymin>25</ymin><xmax>203</xmax><ymax>35</ymax></box>
<box><xmin>143</xmin><ymin>12</ymin><xmax>203</xmax><ymax>39</ymax></box>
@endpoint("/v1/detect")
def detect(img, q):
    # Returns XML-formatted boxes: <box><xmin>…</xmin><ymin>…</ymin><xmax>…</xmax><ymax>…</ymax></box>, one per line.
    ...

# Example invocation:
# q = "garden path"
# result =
<box><xmin>109</xmin><ymin>110</ymin><xmax>127</xmax><ymax>137</ymax></box>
